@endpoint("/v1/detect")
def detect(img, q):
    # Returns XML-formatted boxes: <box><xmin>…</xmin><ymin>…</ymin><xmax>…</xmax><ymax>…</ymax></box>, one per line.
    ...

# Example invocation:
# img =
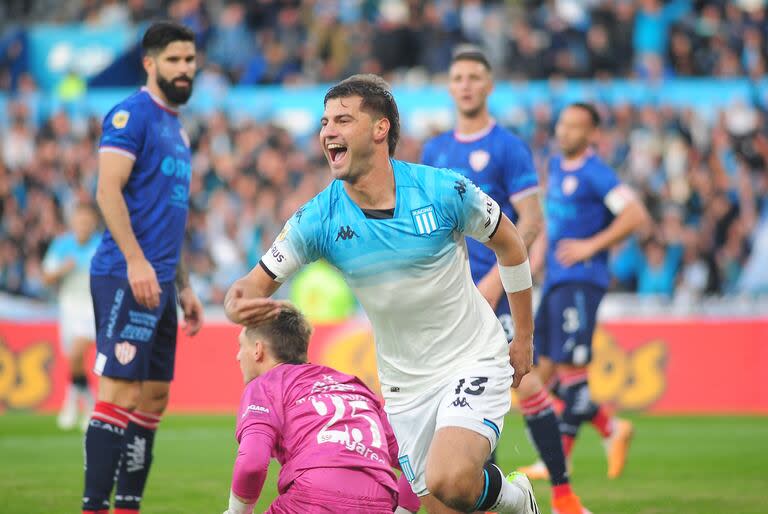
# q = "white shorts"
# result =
<box><xmin>387</xmin><ymin>363</ymin><xmax>514</xmax><ymax>496</ymax></box>
<box><xmin>59</xmin><ymin>312</ymin><xmax>95</xmax><ymax>354</ymax></box>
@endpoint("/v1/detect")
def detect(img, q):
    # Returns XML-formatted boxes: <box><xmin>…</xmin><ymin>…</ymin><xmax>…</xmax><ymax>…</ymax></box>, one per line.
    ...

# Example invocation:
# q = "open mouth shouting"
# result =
<box><xmin>327</xmin><ymin>142</ymin><xmax>348</xmax><ymax>166</ymax></box>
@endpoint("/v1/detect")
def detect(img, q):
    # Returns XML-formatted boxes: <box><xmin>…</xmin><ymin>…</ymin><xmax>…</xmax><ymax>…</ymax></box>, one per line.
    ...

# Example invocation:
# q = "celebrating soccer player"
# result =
<box><xmin>422</xmin><ymin>48</ymin><xmax>591</xmax><ymax>514</ymax></box>
<box><xmin>82</xmin><ymin>21</ymin><xmax>208</xmax><ymax>514</ymax></box>
<box><xmin>226</xmin><ymin>74</ymin><xmax>540</xmax><ymax>514</ymax></box>
<box><xmin>222</xmin><ymin>305</ymin><xmax>420</xmax><ymax>514</ymax></box>
<box><xmin>524</xmin><ymin>103</ymin><xmax>648</xmax><ymax>480</ymax></box>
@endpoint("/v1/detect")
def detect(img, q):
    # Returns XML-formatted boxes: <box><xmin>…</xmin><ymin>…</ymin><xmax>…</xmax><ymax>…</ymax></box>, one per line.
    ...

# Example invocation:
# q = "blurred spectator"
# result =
<box><xmin>1</xmin><ymin>0</ymin><xmax>768</xmax><ymax>303</ymax></box>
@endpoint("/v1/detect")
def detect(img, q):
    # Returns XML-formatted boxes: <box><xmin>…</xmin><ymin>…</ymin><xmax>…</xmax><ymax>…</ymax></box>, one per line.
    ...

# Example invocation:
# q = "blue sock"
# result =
<box><xmin>520</xmin><ymin>390</ymin><xmax>569</xmax><ymax>486</ymax></box>
<box><xmin>82</xmin><ymin>402</ymin><xmax>129</xmax><ymax>512</ymax></box>
<box><xmin>559</xmin><ymin>377</ymin><xmax>599</xmax><ymax>442</ymax></box>
<box><xmin>114</xmin><ymin>411</ymin><xmax>160</xmax><ymax>512</ymax></box>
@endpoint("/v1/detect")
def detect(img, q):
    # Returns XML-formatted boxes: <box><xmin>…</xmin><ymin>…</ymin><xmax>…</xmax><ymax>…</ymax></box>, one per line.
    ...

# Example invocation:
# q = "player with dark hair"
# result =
<box><xmin>226</xmin><ymin>73</ymin><xmax>541</xmax><ymax>514</ymax></box>
<box><xmin>81</xmin><ymin>21</ymin><xmax>215</xmax><ymax>514</ymax></box>
<box><xmin>422</xmin><ymin>48</ymin><xmax>590</xmax><ymax>514</ymax></box>
<box><xmin>222</xmin><ymin>305</ymin><xmax>417</xmax><ymax>514</ymax></box>
<box><xmin>521</xmin><ymin>102</ymin><xmax>648</xmax><ymax>481</ymax></box>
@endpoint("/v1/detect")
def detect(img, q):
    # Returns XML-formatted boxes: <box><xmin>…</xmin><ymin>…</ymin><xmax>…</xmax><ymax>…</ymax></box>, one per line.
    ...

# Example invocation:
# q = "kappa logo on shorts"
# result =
<box><xmin>114</xmin><ymin>341</ymin><xmax>137</xmax><ymax>365</ymax></box>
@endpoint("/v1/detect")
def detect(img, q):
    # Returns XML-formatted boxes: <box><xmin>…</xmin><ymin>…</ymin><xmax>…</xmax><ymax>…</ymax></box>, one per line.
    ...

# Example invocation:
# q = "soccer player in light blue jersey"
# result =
<box><xmin>82</xmin><ymin>22</ymin><xmax>208</xmax><ymax>514</ymax></box>
<box><xmin>531</xmin><ymin>103</ymin><xmax>649</xmax><ymax>481</ymax></box>
<box><xmin>422</xmin><ymin>49</ymin><xmax>590</xmax><ymax>514</ymax></box>
<box><xmin>226</xmin><ymin>74</ymin><xmax>541</xmax><ymax>514</ymax></box>
<box><xmin>42</xmin><ymin>203</ymin><xmax>101</xmax><ymax>431</ymax></box>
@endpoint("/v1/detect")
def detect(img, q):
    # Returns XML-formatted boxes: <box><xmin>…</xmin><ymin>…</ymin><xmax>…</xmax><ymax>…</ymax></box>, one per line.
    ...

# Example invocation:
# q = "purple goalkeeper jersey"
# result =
<box><xmin>235</xmin><ymin>363</ymin><xmax>399</xmax><ymax>497</ymax></box>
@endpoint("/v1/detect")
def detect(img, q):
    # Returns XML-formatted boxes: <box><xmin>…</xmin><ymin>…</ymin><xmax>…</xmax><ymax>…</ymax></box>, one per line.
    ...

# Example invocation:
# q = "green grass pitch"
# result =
<box><xmin>1</xmin><ymin>413</ymin><xmax>765</xmax><ymax>513</ymax></box>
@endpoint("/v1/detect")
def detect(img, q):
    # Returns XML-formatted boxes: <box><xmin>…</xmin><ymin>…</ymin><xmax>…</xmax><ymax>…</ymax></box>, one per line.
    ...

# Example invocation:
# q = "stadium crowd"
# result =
<box><xmin>1</xmin><ymin>0</ymin><xmax>768</xmax><ymax>303</ymax></box>
<box><xmin>1</xmin><ymin>0</ymin><xmax>767</xmax><ymax>87</ymax></box>
<box><xmin>1</xmin><ymin>91</ymin><xmax>766</xmax><ymax>303</ymax></box>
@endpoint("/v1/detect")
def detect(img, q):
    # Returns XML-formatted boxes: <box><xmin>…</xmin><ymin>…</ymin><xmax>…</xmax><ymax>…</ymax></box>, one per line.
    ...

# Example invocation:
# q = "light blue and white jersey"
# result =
<box><xmin>261</xmin><ymin>160</ymin><xmax>510</xmax><ymax>410</ymax></box>
<box><xmin>43</xmin><ymin>232</ymin><xmax>102</xmax><ymax>309</ymax></box>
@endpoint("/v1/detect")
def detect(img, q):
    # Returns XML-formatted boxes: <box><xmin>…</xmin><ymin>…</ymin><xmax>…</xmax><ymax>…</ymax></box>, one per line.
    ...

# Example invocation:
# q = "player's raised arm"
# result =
<box><xmin>226</xmin><ymin>204</ymin><xmax>321</xmax><ymax>325</ymax></box>
<box><xmin>96</xmin><ymin>151</ymin><xmax>162</xmax><ymax>309</ymax></box>
<box><xmin>225</xmin><ymin>265</ymin><xmax>283</xmax><ymax>326</ymax></box>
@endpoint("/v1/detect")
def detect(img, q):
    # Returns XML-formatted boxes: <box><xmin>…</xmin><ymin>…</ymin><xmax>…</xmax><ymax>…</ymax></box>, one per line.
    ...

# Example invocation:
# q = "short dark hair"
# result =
<box><xmin>451</xmin><ymin>47</ymin><xmax>492</xmax><ymax>71</ymax></box>
<box><xmin>141</xmin><ymin>21</ymin><xmax>195</xmax><ymax>56</ymax></box>
<box><xmin>245</xmin><ymin>305</ymin><xmax>312</xmax><ymax>364</ymax></box>
<box><xmin>569</xmin><ymin>102</ymin><xmax>601</xmax><ymax>127</ymax></box>
<box><xmin>324</xmin><ymin>74</ymin><xmax>400</xmax><ymax>156</ymax></box>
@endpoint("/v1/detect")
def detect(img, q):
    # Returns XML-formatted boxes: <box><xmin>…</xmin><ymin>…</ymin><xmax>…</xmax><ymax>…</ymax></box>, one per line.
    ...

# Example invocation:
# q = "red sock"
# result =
<box><xmin>561</xmin><ymin>434</ymin><xmax>575</xmax><ymax>457</ymax></box>
<box><xmin>591</xmin><ymin>406</ymin><xmax>613</xmax><ymax>438</ymax></box>
<box><xmin>552</xmin><ymin>483</ymin><xmax>573</xmax><ymax>499</ymax></box>
<box><xmin>552</xmin><ymin>396</ymin><xmax>565</xmax><ymax>416</ymax></box>
<box><xmin>114</xmin><ymin>509</ymin><xmax>140</xmax><ymax>514</ymax></box>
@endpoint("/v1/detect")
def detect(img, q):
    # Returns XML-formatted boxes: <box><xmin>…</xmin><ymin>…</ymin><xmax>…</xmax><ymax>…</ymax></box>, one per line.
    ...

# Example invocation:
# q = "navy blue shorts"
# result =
<box><xmin>90</xmin><ymin>275</ymin><xmax>178</xmax><ymax>382</ymax></box>
<box><xmin>533</xmin><ymin>283</ymin><xmax>605</xmax><ymax>366</ymax></box>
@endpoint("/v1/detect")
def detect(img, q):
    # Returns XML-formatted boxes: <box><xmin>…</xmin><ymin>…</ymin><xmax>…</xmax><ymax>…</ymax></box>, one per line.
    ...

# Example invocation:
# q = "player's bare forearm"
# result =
<box><xmin>588</xmin><ymin>200</ymin><xmax>649</xmax><ymax>253</ymax></box>
<box><xmin>96</xmin><ymin>153</ymin><xmax>143</xmax><ymax>262</ymax></box>
<box><xmin>484</xmin><ymin>215</ymin><xmax>534</xmax><ymax>338</ymax></box>
<box><xmin>225</xmin><ymin>265</ymin><xmax>283</xmax><ymax>325</ymax></box>
<box><xmin>512</xmin><ymin>193</ymin><xmax>544</xmax><ymax>250</ymax></box>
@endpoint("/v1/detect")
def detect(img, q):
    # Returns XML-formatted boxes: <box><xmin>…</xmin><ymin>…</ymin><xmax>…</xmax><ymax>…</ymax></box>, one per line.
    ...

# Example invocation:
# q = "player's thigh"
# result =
<box><xmin>387</xmin><ymin>393</ymin><xmax>441</xmax><ymax>497</ymax></box>
<box><xmin>146</xmin><ymin>283</ymin><xmax>178</xmax><ymax>383</ymax></box>
<box><xmin>548</xmin><ymin>283</ymin><xmax>604</xmax><ymax>366</ymax></box>
<box><xmin>434</xmin><ymin>364</ymin><xmax>513</xmax><ymax>461</ymax></box>
<box><xmin>515</xmin><ymin>367</ymin><xmax>546</xmax><ymax>400</ymax></box>
<box><xmin>91</xmin><ymin>275</ymin><xmax>169</xmax><ymax>382</ymax></box>
<box><xmin>136</xmin><ymin>380</ymin><xmax>171</xmax><ymax>415</ymax></box>
<box><xmin>97</xmin><ymin>375</ymin><xmax>140</xmax><ymax>409</ymax></box>
<box><xmin>425</xmin><ymin>426</ymin><xmax>491</xmax><ymax>494</ymax></box>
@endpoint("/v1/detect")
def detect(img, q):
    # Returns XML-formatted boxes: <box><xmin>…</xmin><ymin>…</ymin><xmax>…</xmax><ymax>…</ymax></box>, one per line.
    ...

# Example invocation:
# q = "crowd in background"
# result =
<box><xmin>1</xmin><ymin>0</ymin><xmax>768</xmax><ymax>89</ymax></box>
<box><xmin>1</xmin><ymin>0</ymin><xmax>768</xmax><ymax>304</ymax></box>
<box><xmin>2</xmin><ymin>95</ymin><xmax>766</xmax><ymax>303</ymax></box>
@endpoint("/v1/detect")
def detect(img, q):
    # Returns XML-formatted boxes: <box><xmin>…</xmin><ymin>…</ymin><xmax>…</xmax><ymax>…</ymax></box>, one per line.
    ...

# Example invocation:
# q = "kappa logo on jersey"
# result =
<box><xmin>294</xmin><ymin>206</ymin><xmax>305</xmax><ymax>223</ymax></box>
<box><xmin>335</xmin><ymin>225</ymin><xmax>358</xmax><ymax>241</ymax></box>
<box><xmin>412</xmin><ymin>205</ymin><xmax>438</xmax><ymax>235</ymax></box>
<box><xmin>451</xmin><ymin>397</ymin><xmax>473</xmax><ymax>409</ymax></box>
<box><xmin>469</xmin><ymin>149</ymin><xmax>490</xmax><ymax>172</ymax></box>
<box><xmin>114</xmin><ymin>341</ymin><xmax>137</xmax><ymax>365</ymax></box>
<box><xmin>454</xmin><ymin>179</ymin><xmax>467</xmax><ymax>200</ymax></box>
<box><xmin>112</xmin><ymin>110</ymin><xmax>130</xmax><ymax>129</ymax></box>
<box><xmin>562</xmin><ymin>175</ymin><xmax>579</xmax><ymax>196</ymax></box>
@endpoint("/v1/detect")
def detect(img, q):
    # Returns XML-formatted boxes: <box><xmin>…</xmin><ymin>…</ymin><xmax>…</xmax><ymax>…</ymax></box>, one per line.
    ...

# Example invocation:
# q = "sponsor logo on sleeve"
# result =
<box><xmin>112</xmin><ymin>110</ymin><xmax>130</xmax><ymax>129</ymax></box>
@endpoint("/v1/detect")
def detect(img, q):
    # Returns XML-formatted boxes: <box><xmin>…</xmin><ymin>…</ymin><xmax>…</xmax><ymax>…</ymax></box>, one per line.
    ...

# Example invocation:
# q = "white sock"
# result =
<box><xmin>488</xmin><ymin>471</ymin><xmax>526</xmax><ymax>513</ymax></box>
<box><xmin>394</xmin><ymin>507</ymin><xmax>415</xmax><ymax>514</ymax></box>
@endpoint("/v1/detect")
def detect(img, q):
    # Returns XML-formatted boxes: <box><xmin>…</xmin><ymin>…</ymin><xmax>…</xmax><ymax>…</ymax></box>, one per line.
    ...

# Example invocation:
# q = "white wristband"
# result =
<box><xmin>499</xmin><ymin>260</ymin><xmax>532</xmax><ymax>293</ymax></box>
<box><xmin>226</xmin><ymin>490</ymin><xmax>255</xmax><ymax>514</ymax></box>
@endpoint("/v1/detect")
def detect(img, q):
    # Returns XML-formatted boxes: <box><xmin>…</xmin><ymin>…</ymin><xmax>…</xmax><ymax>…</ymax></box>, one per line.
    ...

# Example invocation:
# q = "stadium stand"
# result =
<box><xmin>1</xmin><ymin>0</ymin><xmax>767</xmax><ymax>304</ymax></box>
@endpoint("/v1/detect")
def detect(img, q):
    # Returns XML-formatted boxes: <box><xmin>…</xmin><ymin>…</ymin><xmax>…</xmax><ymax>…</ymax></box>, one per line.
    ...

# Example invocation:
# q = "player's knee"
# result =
<box><xmin>99</xmin><ymin>378</ymin><xmax>141</xmax><ymax>411</ymax></box>
<box><xmin>425</xmin><ymin>462</ymin><xmax>480</xmax><ymax>511</ymax></box>
<box><xmin>138</xmin><ymin>386</ymin><xmax>170</xmax><ymax>415</ymax></box>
